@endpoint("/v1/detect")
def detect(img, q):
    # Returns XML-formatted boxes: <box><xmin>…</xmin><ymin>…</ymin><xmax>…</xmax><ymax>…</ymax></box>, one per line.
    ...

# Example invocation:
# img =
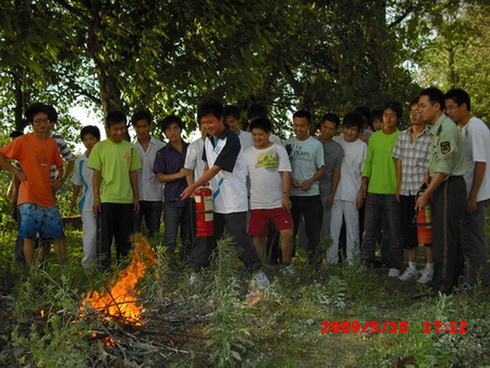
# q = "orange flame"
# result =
<box><xmin>80</xmin><ymin>235</ymin><xmax>157</xmax><ymax>326</ymax></box>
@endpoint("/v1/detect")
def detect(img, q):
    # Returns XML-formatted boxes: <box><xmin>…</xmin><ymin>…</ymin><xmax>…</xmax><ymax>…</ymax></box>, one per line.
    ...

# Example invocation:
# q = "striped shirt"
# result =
<box><xmin>392</xmin><ymin>127</ymin><xmax>432</xmax><ymax>196</ymax></box>
<box><xmin>50</xmin><ymin>134</ymin><xmax>75</xmax><ymax>179</ymax></box>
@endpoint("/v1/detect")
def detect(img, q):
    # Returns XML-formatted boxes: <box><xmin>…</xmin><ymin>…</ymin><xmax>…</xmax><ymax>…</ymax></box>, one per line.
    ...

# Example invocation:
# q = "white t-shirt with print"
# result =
<box><xmin>245</xmin><ymin>143</ymin><xmax>292</xmax><ymax>210</ymax></box>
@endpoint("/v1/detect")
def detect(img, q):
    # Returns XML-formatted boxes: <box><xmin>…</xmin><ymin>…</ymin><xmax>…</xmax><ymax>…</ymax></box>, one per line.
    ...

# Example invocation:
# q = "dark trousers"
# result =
<box><xmin>190</xmin><ymin>211</ymin><xmax>262</xmax><ymax>273</ymax></box>
<box><xmin>399</xmin><ymin>195</ymin><xmax>422</xmax><ymax>249</ymax></box>
<box><xmin>99</xmin><ymin>203</ymin><xmax>134</xmax><ymax>268</ymax></box>
<box><xmin>361</xmin><ymin>193</ymin><xmax>403</xmax><ymax>269</ymax></box>
<box><xmin>432</xmin><ymin>176</ymin><xmax>466</xmax><ymax>294</ymax></box>
<box><xmin>290</xmin><ymin>195</ymin><xmax>323</xmax><ymax>262</ymax></box>
<box><xmin>163</xmin><ymin>203</ymin><xmax>192</xmax><ymax>255</ymax></box>
<box><xmin>133</xmin><ymin>200</ymin><xmax>163</xmax><ymax>238</ymax></box>
<box><xmin>265</xmin><ymin>225</ymin><xmax>281</xmax><ymax>265</ymax></box>
<box><xmin>461</xmin><ymin>199</ymin><xmax>489</xmax><ymax>285</ymax></box>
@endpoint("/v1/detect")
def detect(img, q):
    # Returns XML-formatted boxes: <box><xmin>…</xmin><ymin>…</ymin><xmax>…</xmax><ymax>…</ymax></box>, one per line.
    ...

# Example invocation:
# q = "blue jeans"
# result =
<box><xmin>361</xmin><ymin>193</ymin><xmax>402</xmax><ymax>269</ymax></box>
<box><xmin>133</xmin><ymin>201</ymin><xmax>163</xmax><ymax>238</ymax></box>
<box><xmin>164</xmin><ymin>203</ymin><xmax>192</xmax><ymax>254</ymax></box>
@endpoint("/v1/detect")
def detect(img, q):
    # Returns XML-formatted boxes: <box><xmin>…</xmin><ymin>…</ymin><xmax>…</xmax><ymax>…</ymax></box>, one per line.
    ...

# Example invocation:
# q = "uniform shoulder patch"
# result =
<box><xmin>440</xmin><ymin>141</ymin><xmax>451</xmax><ymax>155</ymax></box>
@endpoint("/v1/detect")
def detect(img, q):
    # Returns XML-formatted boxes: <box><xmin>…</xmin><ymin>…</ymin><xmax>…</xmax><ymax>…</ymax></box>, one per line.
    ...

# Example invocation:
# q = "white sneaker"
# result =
<box><xmin>388</xmin><ymin>268</ymin><xmax>400</xmax><ymax>277</ymax></box>
<box><xmin>417</xmin><ymin>268</ymin><xmax>433</xmax><ymax>284</ymax></box>
<box><xmin>253</xmin><ymin>271</ymin><xmax>270</xmax><ymax>289</ymax></box>
<box><xmin>189</xmin><ymin>274</ymin><xmax>200</xmax><ymax>286</ymax></box>
<box><xmin>398</xmin><ymin>268</ymin><xmax>419</xmax><ymax>281</ymax></box>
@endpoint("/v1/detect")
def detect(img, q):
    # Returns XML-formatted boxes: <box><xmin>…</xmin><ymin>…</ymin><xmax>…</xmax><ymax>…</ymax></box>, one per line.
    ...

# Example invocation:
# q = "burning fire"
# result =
<box><xmin>80</xmin><ymin>235</ymin><xmax>157</xmax><ymax>326</ymax></box>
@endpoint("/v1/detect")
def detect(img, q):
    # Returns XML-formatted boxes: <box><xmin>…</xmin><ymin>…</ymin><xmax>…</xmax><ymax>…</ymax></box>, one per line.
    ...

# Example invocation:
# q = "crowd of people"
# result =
<box><xmin>0</xmin><ymin>86</ymin><xmax>488</xmax><ymax>296</ymax></box>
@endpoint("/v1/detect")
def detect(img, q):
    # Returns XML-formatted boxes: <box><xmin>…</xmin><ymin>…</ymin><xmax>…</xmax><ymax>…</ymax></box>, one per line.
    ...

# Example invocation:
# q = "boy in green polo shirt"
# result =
<box><xmin>88</xmin><ymin>111</ymin><xmax>142</xmax><ymax>268</ymax></box>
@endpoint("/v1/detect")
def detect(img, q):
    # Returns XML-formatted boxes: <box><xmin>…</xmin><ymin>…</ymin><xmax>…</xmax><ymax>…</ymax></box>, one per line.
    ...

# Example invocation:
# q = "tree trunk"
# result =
<box><xmin>12</xmin><ymin>70</ymin><xmax>26</xmax><ymax>132</ymax></box>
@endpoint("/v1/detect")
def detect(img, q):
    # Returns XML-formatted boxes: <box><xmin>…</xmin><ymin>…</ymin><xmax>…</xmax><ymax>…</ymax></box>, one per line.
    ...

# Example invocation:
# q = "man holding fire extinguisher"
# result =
<box><xmin>181</xmin><ymin>98</ymin><xmax>270</xmax><ymax>289</ymax></box>
<box><xmin>415</xmin><ymin>87</ymin><xmax>466</xmax><ymax>295</ymax></box>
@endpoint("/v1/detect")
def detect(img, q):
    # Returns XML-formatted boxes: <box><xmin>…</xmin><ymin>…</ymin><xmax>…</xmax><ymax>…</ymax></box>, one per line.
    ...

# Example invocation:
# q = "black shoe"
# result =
<box><xmin>361</xmin><ymin>260</ymin><xmax>374</xmax><ymax>269</ymax></box>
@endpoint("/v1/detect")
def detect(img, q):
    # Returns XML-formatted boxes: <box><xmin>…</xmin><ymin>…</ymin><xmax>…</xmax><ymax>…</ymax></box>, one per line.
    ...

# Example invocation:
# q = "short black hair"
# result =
<box><xmin>25</xmin><ymin>103</ymin><xmax>51</xmax><ymax>122</ymax></box>
<box><xmin>249</xmin><ymin>118</ymin><xmax>272</xmax><ymax>133</ymax></box>
<box><xmin>45</xmin><ymin>104</ymin><xmax>58</xmax><ymax>123</ymax></box>
<box><xmin>9</xmin><ymin>131</ymin><xmax>24</xmax><ymax>139</ymax></box>
<box><xmin>383</xmin><ymin>101</ymin><xmax>403</xmax><ymax>120</ymax></box>
<box><xmin>343</xmin><ymin>111</ymin><xmax>364</xmax><ymax>130</ymax></box>
<box><xmin>420</xmin><ymin>87</ymin><xmax>445</xmax><ymax>110</ymax></box>
<box><xmin>160</xmin><ymin>115</ymin><xmax>184</xmax><ymax>131</ymax></box>
<box><xmin>354</xmin><ymin>106</ymin><xmax>372</xmax><ymax>127</ymax></box>
<box><xmin>131</xmin><ymin>109</ymin><xmax>153</xmax><ymax>126</ymax></box>
<box><xmin>410</xmin><ymin>98</ymin><xmax>419</xmax><ymax>107</ymax></box>
<box><xmin>106</xmin><ymin>111</ymin><xmax>127</xmax><ymax>128</ymax></box>
<box><xmin>370</xmin><ymin>106</ymin><xmax>383</xmax><ymax>129</ymax></box>
<box><xmin>247</xmin><ymin>104</ymin><xmax>268</xmax><ymax>121</ymax></box>
<box><xmin>80</xmin><ymin>125</ymin><xmax>101</xmax><ymax>140</ymax></box>
<box><xmin>322</xmin><ymin>113</ymin><xmax>340</xmax><ymax>128</ymax></box>
<box><xmin>444</xmin><ymin>88</ymin><xmax>471</xmax><ymax>111</ymax></box>
<box><xmin>198</xmin><ymin>98</ymin><xmax>223</xmax><ymax>120</ymax></box>
<box><xmin>223</xmin><ymin>105</ymin><xmax>241</xmax><ymax>120</ymax></box>
<box><xmin>293</xmin><ymin>110</ymin><xmax>312</xmax><ymax>124</ymax></box>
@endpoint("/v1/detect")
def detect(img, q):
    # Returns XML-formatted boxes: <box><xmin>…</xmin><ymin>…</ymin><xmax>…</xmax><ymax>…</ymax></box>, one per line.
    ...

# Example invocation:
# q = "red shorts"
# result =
<box><xmin>248</xmin><ymin>208</ymin><xmax>294</xmax><ymax>236</ymax></box>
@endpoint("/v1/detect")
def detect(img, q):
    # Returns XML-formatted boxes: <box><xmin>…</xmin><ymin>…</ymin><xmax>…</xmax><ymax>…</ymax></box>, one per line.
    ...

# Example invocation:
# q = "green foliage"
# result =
<box><xmin>1</xmin><ymin>226</ymin><xmax>490</xmax><ymax>366</ymax></box>
<box><xmin>201</xmin><ymin>237</ymin><xmax>257</xmax><ymax>367</ymax></box>
<box><xmin>411</xmin><ymin>0</ymin><xmax>490</xmax><ymax>121</ymax></box>
<box><xmin>5</xmin><ymin>0</ymin><xmax>488</xmax><ymax>139</ymax></box>
<box><xmin>204</xmin><ymin>293</ymin><xmax>256</xmax><ymax>367</ymax></box>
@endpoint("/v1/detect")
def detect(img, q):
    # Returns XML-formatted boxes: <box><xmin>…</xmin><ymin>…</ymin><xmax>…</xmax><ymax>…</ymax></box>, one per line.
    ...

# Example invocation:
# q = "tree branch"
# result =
<box><xmin>66</xmin><ymin>80</ymin><xmax>101</xmax><ymax>105</ymax></box>
<box><xmin>389</xmin><ymin>3</ymin><xmax>416</xmax><ymax>29</ymax></box>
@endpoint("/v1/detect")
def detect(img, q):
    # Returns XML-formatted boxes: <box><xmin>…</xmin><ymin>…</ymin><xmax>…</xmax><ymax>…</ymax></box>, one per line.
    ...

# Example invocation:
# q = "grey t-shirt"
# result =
<box><xmin>315</xmin><ymin>137</ymin><xmax>344</xmax><ymax>197</ymax></box>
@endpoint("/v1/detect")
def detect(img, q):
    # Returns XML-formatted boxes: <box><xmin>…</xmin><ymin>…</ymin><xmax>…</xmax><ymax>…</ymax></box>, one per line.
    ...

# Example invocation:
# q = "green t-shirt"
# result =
<box><xmin>87</xmin><ymin>139</ymin><xmax>142</xmax><ymax>204</ymax></box>
<box><xmin>362</xmin><ymin>130</ymin><xmax>400</xmax><ymax>194</ymax></box>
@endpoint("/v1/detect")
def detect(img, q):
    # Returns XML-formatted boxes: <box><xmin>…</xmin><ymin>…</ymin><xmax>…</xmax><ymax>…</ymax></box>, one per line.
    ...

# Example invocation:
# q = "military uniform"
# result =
<box><xmin>429</xmin><ymin>113</ymin><xmax>466</xmax><ymax>294</ymax></box>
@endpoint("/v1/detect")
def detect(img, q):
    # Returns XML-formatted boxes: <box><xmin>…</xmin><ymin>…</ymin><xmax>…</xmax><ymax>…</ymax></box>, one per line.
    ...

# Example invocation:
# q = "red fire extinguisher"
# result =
<box><xmin>194</xmin><ymin>186</ymin><xmax>214</xmax><ymax>237</ymax></box>
<box><xmin>415</xmin><ymin>187</ymin><xmax>432</xmax><ymax>244</ymax></box>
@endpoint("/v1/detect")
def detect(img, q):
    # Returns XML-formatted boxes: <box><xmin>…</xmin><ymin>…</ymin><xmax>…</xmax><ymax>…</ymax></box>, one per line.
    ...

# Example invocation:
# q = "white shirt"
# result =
<box><xmin>134</xmin><ymin>136</ymin><xmax>166</xmax><ymax>201</ymax></box>
<box><xmin>236</xmin><ymin>130</ymin><xmax>254</xmax><ymax>152</ymax></box>
<box><xmin>71</xmin><ymin>152</ymin><xmax>94</xmax><ymax>212</ymax></box>
<box><xmin>462</xmin><ymin>116</ymin><xmax>490</xmax><ymax>201</ymax></box>
<box><xmin>184</xmin><ymin>137</ymin><xmax>206</xmax><ymax>181</ymax></box>
<box><xmin>270</xmin><ymin>134</ymin><xmax>281</xmax><ymax>144</ymax></box>
<box><xmin>204</xmin><ymin>128</ymin><xmax>248</xmax><ymax>214</ymax></box>
<box><xmin>245</xmin><ymin>143</ymin><xmax>291</xmax><ymax>209</ymax></box>
<box><xmin>333</xmin><ymin>135</ymin><xmax>368</xmax><ymax>202</ymax></box>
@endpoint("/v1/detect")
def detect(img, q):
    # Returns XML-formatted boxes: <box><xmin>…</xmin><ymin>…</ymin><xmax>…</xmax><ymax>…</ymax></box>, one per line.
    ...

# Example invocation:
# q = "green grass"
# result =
<box><xmin>0</xmin><ymin>215</ymin><xmax>489</xmax><ymax>367</ymax></box>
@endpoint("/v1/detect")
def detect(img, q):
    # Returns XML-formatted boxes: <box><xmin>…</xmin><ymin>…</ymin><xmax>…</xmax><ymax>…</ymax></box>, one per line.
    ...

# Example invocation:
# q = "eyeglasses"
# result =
<box><xmin>409</xmin><ymin>110</ymin><xmax>421</xmax><ymax>115</ymax></box>
<box><xmin>32</xmin><ymin>118</ymin><xmax>51</xmax><ymax>124</ymax></box>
